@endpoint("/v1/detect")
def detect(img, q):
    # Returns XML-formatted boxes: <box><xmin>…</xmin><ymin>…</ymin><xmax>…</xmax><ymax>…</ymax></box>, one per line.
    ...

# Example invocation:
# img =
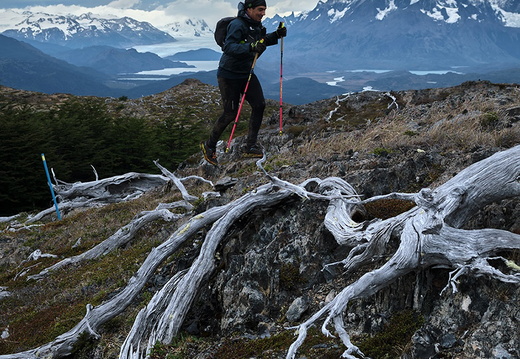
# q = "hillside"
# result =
<box><xmin>0</xmin><ymin>79</ymin><xmax>273</xmax><ymax>216</ymax></box>
<box><xmin>0</xmin><ymin>80</ymin><xmax>519</xmax><ymax>359</ymax></box>
<box><xmin>0</xmin><ymin>34</ymin><xmax>114</xmax><ymax>97</ymax></box>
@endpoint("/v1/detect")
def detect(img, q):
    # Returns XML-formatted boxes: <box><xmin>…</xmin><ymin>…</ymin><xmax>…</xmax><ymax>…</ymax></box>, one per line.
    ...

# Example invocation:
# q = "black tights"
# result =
<box><xmin>207</xmin><ymin>75</ymin><xmax>265</xmax><ymax>150</ymax></box>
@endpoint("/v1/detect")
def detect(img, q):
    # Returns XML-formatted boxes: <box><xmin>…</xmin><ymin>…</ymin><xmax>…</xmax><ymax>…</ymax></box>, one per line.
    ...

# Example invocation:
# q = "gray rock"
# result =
<box><xmin>286</xmin><ymin>296</ymin><xmax>309</xmax><ymax>322</ymax></box>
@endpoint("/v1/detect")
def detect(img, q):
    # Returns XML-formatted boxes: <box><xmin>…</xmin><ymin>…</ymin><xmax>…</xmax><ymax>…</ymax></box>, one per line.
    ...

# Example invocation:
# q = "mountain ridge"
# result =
<box><xmin>261</xmin><ymin>0</ymin><xmax>520</xmax><ymax>72</ymax></box>
<box><xmin>0</xmin><ymin>10</ymin><xmax>176</xmax><ymax>48</ymax></box>
<box><xmin>0</xmin><ymin>34</ymin><xmax>114</xmax><ymax>96</ymax></box>
<box><xmin>1</xmin><ymin>1</ymin><xmax>520</xmax><ymax>103</ymax></box>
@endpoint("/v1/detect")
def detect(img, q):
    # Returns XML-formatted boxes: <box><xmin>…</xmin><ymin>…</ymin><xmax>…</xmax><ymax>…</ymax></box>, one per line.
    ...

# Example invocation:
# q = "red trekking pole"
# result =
<box><xmin>278</xmin><ymin>22</ymin><xmax>285</xmax><ymax>135</ymax></box>
<box><xmin>226</xmin><ymin>50</ymin><xmax>261</xmax><ymax>152</ymax></box>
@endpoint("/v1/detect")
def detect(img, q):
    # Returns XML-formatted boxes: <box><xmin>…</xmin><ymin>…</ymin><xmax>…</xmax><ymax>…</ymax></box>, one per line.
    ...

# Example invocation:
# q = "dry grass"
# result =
<box><xmin>286</xmin><ymin>83</ymin><xmax>520</xmax><ymax>161</ymax></box>
<box><xmin>0</xmin><ymin>185</ymin><xmax>191</xmax><ymax>356</ymax></box>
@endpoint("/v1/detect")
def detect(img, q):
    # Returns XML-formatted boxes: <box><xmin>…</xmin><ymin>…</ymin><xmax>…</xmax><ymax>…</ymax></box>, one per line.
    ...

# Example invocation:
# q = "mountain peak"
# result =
<box><xmin>164</xmin><ymin>18</ymin><xmax>212</xmax><ymax>38</ymax></box>
<box><xmin>1</xmin><ymin>10</ymin><xmax>175</xmax><ymax>48</ymax></box>
<box><xmin>266</xmin><ymin>0</ymin><xmax>520</xmax><ymax>72</ymax></box>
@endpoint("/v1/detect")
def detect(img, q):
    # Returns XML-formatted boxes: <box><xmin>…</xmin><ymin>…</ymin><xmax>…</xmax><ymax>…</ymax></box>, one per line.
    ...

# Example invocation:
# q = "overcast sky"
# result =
<box><xmin>0</xmin><ymin>0</ymin><xmax>319</xmax><ymax>28</ymax></box>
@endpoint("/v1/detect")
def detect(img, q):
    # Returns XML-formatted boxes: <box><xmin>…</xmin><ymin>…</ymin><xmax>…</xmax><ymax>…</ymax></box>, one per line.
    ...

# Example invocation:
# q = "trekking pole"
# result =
<box><xmin>278</xmin><ymin>22</ymin><xmax>285</xmax><ymax>135</ymax></box>
<box><xmin>226</xmin><ymin>48</ymin><xmax>261</xmax><ymax>152</ymax></box>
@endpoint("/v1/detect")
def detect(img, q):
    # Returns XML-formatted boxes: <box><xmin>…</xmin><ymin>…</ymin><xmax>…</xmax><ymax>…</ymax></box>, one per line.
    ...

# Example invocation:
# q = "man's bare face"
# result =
<box><xmin>246</xmin><ymin>6</ymin><xmax>266</xmax><ymax>22</ymax></box>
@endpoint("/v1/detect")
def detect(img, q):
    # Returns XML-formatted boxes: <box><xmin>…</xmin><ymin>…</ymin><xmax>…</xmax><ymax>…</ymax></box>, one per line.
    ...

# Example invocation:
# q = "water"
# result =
<box><xmin>129</xmin><ymin>40</ymin><xmax>466</xmax><ymax>83</ymax></box>
<box><xmin>132</xmin><ymin>38</ymin><xmax>220</xmax><ymax>57</ymax></box>
<box><xmin>135</xmin><ymin>61</ymin><xmax>219</xmax><ymax>76</ymax></box>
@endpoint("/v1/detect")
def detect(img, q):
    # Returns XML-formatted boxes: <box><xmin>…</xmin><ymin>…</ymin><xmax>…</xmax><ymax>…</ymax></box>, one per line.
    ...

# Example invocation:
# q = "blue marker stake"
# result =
<box><xmin>41</xmin><ymin>154</ymin><xmax>62</xmax><ymax>220</ymax></box>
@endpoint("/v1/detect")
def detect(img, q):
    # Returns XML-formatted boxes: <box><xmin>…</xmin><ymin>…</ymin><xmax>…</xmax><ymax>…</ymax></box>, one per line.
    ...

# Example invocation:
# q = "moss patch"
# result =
<box><xmin>357</xmin><ymin>310</ymin><xmax>424</xmax><ymax>359</ymax></box>
<box><xmin>214</xmin><ymin>328</ymin><xmax>343</xmax><ymax>359</ymax></box>
<box><xmin>364</xmin><ymin>199</ymin><xmax>416</xmax><ymax>220</ymax></box>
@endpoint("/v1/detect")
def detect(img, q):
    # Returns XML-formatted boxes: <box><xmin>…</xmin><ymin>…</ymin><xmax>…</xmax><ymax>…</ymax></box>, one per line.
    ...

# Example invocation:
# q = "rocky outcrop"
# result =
<box><xmin>1</xmin><ymin>81</ymin><xmax>518</xmax><ymax>359</ymax></box>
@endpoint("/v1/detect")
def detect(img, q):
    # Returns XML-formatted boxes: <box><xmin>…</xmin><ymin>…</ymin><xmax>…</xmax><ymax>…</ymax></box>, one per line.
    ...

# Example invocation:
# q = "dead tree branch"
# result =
<box><xmin>1</xmin><ymin>146</ymin><xmax>518</xmax><ymax>359</ymax></box>
<box><xmin>286</xmin><ymin>145</ymin><xmax>520</xmax><ymax>359</ymax></box>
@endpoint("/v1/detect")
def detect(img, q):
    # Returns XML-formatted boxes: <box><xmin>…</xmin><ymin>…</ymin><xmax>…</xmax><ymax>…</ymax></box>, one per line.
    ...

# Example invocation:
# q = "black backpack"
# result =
<box><xmin>214</xmin><ymin>17</ymin><xmax>235</xmax><ymax>49</ymax></box>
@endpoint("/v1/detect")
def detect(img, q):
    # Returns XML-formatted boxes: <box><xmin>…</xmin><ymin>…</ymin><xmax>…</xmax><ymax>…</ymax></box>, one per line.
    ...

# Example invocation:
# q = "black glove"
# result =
<box><xmin>276</xmin><ymin>22</ymin><xmax>287</xmax><ymax>38</ymax></box>
<box><xmin>250</xmin><ymin>39</ymin><xmax>266</xmax><ymax>54</ymax></box>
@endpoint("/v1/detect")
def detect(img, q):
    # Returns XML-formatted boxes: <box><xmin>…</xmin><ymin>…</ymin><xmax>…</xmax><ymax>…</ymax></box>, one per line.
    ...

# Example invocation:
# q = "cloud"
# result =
<box><xmin>159</xmin><ymin>0</ymin><xmax>235</xmax><ymax>27</ymax></box>
<box><xmin>107</xmin><ymin>0</ymin><xmax>141</xmax><ymax>9</ymax></box>
<box><xmin>267</xmin><ymin>0</ymin><xmax>316</xmax><ymax>16</ymax></box>
<box><xmin>0</xmin><ymin>0</ymin><xmax>319</xmax><ymax>30</ymax></box>
<box><xmin>154</xmin><ymin>0</ymin><xmax>317</xmax><ymax>27</ymax></box>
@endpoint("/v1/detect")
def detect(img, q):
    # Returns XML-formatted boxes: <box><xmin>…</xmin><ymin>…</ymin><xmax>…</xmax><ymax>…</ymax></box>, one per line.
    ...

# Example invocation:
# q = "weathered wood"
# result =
<box><xmin>0</xmin><ymin>203</ymin><xmax>233</xmax><ymax>359</ymax></box>
<box><xmin>0</xmin><ymin>214</ymin><xmax>20</xmax><ymax>223</ymax></box>
<box><xmin>286</xmin><ymin>145</ymin><xmax>520</xmax><ymax>359</ymax></box>
<box><xmin>25</xmin><ymin>172</ymin><xmax>170</xmax><ymax>223</ymax></box>
<box><xmin>1</xmin><ymin>146</ymin><xmax>518</xmax><ymax>359</ymax></box>
<box><xmin>25</xmin><ymin>209</ymin><xmax>181</xmax><ymax>281</ymax></box>
<box><xmin>23</xmin><ymin>166</ymin><xmax>203</xmax><ymax>280</ymax></box>
<box><xmin>120</xmin><ymin>269</ymin><xmax>188</xmax><ymax>359</ymax></box>
<box><xmin>56</xmin><ymin>172</ymin><xmax>169</xmax><ymax>201</ymax></box>
<box><xmin>154</xmin><ymin>160</ymin><xmax>212</xmax><ymax>202</ymax></box>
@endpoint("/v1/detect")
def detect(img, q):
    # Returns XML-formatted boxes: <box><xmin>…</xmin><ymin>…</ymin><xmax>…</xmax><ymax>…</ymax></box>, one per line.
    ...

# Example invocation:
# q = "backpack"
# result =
<box><xmin>214</xmin><ymin>16</ymin><xmax>236</xmax><ymax>49</ymax></box>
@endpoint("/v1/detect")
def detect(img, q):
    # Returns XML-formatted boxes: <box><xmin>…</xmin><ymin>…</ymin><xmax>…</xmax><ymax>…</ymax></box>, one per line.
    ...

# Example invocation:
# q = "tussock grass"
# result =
<box><xmin>286</xmin><ymin>84</ymin><xmax>520</xmax><ymax>162</ymax></box>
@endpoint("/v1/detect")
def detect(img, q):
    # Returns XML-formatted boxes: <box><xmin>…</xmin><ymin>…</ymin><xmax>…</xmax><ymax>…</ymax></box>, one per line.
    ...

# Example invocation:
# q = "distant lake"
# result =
<box><xmin>132</xmin><ymin>38</ymin><xmax>220</xmax><ymax>57</ymax></box>
<box><xmin>117</xmin><ymin>61</ymin><xmax>219</xmax><ymax>82</ymax></box>
<box><xmin>129</xmin><ymin>38</ymin><xmax>220</xmax><ymax>80</ymax></box>
<box><xmin>325</xmin><ymin>68</ymin><xmax>466</xmax><ymax>86</ymax></box>
<box><xmin>128</xmin><ymin>40</ymin><xmax>468</xmax><ymax>86</ymax></box>
<box><xmin>328</xmin><ymin>69</ymin><xmax>465</xmax><ymax>75</ymax></box>
<box><xmin>410</xmin><ymin>70</ymin><xmax>465</xmax><ymax>75</ymax></box>
<box><xmin>136</xmin><ymin>61</ymin><xmax>219</xmax><ymax>76</ymax></box>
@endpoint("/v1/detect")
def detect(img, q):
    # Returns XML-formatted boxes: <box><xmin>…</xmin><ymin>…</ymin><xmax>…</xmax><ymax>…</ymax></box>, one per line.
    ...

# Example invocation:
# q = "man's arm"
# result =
<box><xmin>222</xmin><ymin>20</ymin><xmax>251</xmax><ymax>57</ymax></box>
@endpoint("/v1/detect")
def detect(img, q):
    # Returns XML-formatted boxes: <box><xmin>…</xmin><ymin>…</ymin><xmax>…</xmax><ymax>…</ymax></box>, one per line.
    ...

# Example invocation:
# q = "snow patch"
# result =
<box><xmin>376</xmin><ymin>0</ymin><xmax>398</xmax><ymax>21</ymax></box>
<box><xmin>328</xmin><ymin>7</ymin><xmax>348</xmax><ymax>23</ymax></box>
<box><xmin>491</xmin><ymin>4</ymin><xmax>520</xmax><ymax>27</ymax></box>
<box><xmin>421</xmin><ymin>6</ymin><xmax>461</xmax><ymax>24</ymax></box>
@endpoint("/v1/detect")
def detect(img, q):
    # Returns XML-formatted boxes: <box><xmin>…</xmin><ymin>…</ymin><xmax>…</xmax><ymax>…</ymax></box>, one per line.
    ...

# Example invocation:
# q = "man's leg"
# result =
<box><xmin>245</xmin><ymin>74</ymin><xmax>266</xmax><ymax>151</ymax></box>
<box><xmin>207</xmin><ymin>77</ymin><xmax>243</xmax><ymax>150</ymax></box>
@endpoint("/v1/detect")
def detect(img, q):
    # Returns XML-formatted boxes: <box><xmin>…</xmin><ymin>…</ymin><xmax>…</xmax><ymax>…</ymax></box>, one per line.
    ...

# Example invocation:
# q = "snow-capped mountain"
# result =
<box><xmin>163</xmin><ymin>18</ymin><xmax>213</xmax><ymax>38</ymax></box>
<box><xmin>2</xmin><ymin>0</ymin><xmax>520</xmax><ymax>99</ymax></box>
<box><xmin>0</xmin><ymin>10</ymin><xmax>175</xmax><ymax>48</ymax></box>
<box><xmin>282</xmin><ymin>0</ymin><xmax>520</xmax><ymax>27</ymax></box>
<box><xmin>263</xmin><ymin>0</ymin><xmax>520</xmax><ymax>72</ymax></box>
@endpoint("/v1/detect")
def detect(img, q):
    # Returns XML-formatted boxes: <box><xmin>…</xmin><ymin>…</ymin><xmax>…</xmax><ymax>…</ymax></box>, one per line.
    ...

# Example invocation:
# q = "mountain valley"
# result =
<box><xmin>1</xmin><ymin>0</ymin><xmax>520</xmax><ymax>104</ymax></box>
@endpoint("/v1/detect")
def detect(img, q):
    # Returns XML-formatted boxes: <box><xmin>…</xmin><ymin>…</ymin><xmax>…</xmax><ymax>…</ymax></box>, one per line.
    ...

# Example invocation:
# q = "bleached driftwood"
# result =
<box><xmin>153</xmin><ymin>160</ymin><xmax>213</xmax><ymax>202</ymax></box>
<box><xmin>0</xmin><ymin>214</ymin><xmax>20</xmax><ymax>223</ymax></box>
<box><xmin>25</xmin><ymin>172</ymin><xmax>170</xmax><ymax>224</ymax></box>
<box><xmin>25</xmin><ymin>208</ymin><xmax>181</xmax><ymax>281</ymax></box>
<box><xmin>119</xmin><ymin>183</ymin><xmax>295</xmax><ymax>358</ymax></box>
<box><xmin>25</xmin><ymin>163</ymin><xmax>210</xmax><ymax>224</ymax></box>
<box><xmin>24</xmin><ymin>166</ymin><xmax>201</xmax><ymax>281</ymax></box>
<box><xmin>1</xmin><ymin>145</ymin><xmax>519</xmax><ymax>359</ymax></box>
<box><xmin>286</xmin><ymin>145</ymin><xmax>520</xmax><ymax>359</ymax></box>
<box><xmin>55</xmin><ymin>172</ymin><xmax>169</xmax><ymax>202</ymax></box>
<box><xmin>0</xmin><ymin>199</ymin><xmax>234</xmax><ymax>359</ymax></box>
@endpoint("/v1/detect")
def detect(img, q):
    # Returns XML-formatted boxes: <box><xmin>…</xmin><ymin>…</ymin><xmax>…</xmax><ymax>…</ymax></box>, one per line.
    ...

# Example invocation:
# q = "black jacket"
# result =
<box><xmin>218</xmin><ymin>10</ymin><xmax>278</xmax><ymax>78</ymax></box>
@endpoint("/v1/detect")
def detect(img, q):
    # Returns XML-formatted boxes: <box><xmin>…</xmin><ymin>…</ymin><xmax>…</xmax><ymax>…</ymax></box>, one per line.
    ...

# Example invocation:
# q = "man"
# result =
<box><xmin>201</xmin><ymin>0</ymin><xmax>287</xmax><ymax>166</ymax></box>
